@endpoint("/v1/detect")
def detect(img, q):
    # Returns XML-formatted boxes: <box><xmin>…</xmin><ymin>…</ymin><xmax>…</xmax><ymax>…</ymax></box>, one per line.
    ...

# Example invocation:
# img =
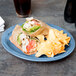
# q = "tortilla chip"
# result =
<box><xmin>35</xmin><ymin>41</ymin><xmax>54</xmax><ymax>57</ymax></box>
<box><xmin>35</xmin><ymin>29</ymin><xmax>70</xmax><ymax>57</ymax></box>
<box><xmin>36</xmin><ymin>35</ymin><xmax>44</xmax><ymax>42</ymax></box>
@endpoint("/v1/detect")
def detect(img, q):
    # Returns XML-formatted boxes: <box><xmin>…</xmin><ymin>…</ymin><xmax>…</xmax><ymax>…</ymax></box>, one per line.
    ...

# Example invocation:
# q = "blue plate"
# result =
<box><xmin>1</xmin><ymin>23</ymin><xmax>75</xmax><ymax>62</ymax></box>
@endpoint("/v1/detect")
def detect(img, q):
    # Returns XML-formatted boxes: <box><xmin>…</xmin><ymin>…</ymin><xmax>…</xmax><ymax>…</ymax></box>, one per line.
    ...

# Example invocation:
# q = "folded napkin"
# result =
<box><xmin>0</xmin><ymin>16</ymin><xmax>5</xmax><ymax>32</ymax></box>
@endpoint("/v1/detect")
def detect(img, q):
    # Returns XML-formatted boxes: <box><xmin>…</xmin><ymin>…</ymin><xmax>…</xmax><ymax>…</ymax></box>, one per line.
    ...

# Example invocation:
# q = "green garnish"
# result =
<box><xmin>28</xmin><ymin>25</ymin><xmax>41</xmax><ymax>32</ymax></box>
<box><xmin>21</xmin><ymin>24</ymin><xmax>24</xmax><ymax>28</ymax></box>
<box><xmin>21</xmin><ymin>21</ymin><xmax>41</xmax><ymax>33</ymax></box>
<box><xmin>21</xmin><ymin>21</ymin><xmax>28</xmax><ymax>28</ymax></box>
<box><xmin>17</xmin><ymin>33</ymin><xmax>22</xmax><ymax>45</ymax></box>
<box><xmin>25</xmin><ymin>21</ymin><xmax>29</xmax><ymax>23</ymax></box>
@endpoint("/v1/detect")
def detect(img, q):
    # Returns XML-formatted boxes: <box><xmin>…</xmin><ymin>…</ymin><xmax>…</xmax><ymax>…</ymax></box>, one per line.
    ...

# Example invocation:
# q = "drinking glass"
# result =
<box><xmin>13</xmin><ymin>0</ymin><xmax>31</xmax><ymax>17</ymax></box>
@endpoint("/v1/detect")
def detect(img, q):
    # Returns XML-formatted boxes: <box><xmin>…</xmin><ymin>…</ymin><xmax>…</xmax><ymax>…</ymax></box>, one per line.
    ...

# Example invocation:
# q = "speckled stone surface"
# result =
<box><xmin>0</xmin><ymin>0</ymin><xmax>76</xmax><ymax>76</ymax></box>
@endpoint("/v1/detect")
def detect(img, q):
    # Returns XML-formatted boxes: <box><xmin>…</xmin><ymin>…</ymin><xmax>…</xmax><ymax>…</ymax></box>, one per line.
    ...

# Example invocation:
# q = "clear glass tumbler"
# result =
<box><xmin>13</xmin><ymin>0</ymin><xmax>31</xmax><ymax>17</ymax></box>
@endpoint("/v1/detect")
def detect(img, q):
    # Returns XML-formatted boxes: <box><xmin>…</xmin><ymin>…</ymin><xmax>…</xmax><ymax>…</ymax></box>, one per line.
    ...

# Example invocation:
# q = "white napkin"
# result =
<box><xmin>0</xmin><ymin>16</ymin><xmax>5</xmax><ymax>32</ymax></box>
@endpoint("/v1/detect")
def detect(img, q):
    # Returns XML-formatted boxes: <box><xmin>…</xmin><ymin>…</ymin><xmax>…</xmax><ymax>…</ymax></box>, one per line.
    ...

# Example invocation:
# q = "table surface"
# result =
<box><xmin>0</xmin><ymin>0</ymin><xmax>76</xmax><ymax>76</ymax></box>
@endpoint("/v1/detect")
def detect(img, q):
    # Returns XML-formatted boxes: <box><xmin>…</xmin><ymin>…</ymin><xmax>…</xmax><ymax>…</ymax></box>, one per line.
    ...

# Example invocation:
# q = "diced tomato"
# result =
<box><xmin>26</xmin><ymin>40</ymin><xmax>36</xmax><ymax>53</ymax></box>
<box><xmin>34</xmin><ymin>22</ymin><xmax>40</xmax><ymax>26</ymax></box>
<box><xmin>37</xmin><ymin>24</ymin><xmax>41</xmax><ymax>26</ymax></box>
<box><xmin>32</xmin><ymin>19</ymin><xmax>40</xmax><ymax>26</ymax></box>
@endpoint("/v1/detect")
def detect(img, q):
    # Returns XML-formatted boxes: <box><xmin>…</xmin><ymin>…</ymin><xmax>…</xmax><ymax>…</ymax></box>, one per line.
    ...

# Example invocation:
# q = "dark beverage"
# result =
<box><xmin>13</xmin><ymin>0</ymin><xmax>31</xmax><ymax>17</ymax></box>
<box><xmin>64</xmin><ymin>0</ymin><xmax>76</xmax><ymax>23</ymax></box>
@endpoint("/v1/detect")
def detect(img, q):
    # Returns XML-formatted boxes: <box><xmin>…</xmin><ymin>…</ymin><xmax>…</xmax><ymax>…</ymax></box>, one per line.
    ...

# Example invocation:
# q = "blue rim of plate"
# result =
<box><xmin>1</xmin><ymin>23</ymin><xmax>75</xmax><ymax>62</ymax></box>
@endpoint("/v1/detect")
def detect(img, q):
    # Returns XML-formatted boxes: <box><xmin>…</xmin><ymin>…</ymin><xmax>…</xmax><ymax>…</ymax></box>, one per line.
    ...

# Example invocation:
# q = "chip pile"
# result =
<box><xmin>35</xmin><ymin>29</ymin><xmax>70</xmax><ymax>57</ymax></box>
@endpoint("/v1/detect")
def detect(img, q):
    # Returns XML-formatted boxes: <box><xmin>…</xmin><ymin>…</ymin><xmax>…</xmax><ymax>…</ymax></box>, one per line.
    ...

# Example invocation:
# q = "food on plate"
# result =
<box><xmin>35</xmin><ymin>29</ymin><xmax>70</xmax><ymax>57</ymax></box>
<box><xmin>21</xmin><ymin>17</ymin><xmax>50</xmax><ymax>36</ymax></box>
<box><xmin>9</xmin><ymin>17</ymin><xmax>71</xmax><ymax>58</ymax></box>
<box><xmin>9</xmin><ymin>25</ymin><xmax>39</xmax><ymax>55</ymax></box>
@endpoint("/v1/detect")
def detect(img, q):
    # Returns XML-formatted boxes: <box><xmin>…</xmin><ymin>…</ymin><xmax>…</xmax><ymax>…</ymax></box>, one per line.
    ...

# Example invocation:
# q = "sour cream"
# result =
<box><xmin>22</xmin><ymin>39</ymin><xmax>29</xmax><ymax>45</ymax></box>
<box><xmin>29</xmin><ymin>21</ymin><xmax>35</xmax><ymax>25</ymax></box>
<box><xmin>22</xmin><ymin>45</ymin><xmax>27</xmax><ymax>52</ymax></box>
<box><xmin>20</xmin><ymin>34</ymin><xmax>29</xmax><ymax>52</ymax></box>
<box><xmin>26</xmin><ymin>17</ymin><xmax>33</xmax><ymax>21</ymax></box>
<box><xmin>23</xmin><ymin>23</ymin><xmax>32</xmax><ymax>29</ymax></box>
<box><xmin>22</xmin><ymin>39</ymin><xmax>29</xmax><ymax>52</ymax></box>
<box><xmin>19</xmin><ymin>34</ymin><xmax>26</xmax><ymax>40</ymax></box>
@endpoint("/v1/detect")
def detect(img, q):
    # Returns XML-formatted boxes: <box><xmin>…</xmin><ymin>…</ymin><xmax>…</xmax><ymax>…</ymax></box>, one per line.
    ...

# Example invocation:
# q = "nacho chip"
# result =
<box><xmin>53</xmin><ymin>29</ymin><xmax>71</xmax><ymax>45</ymax></box>
<box><xmin>35</xmin><ymin>28</ymin><xmax>70</xmax><ymax>57</ymax></box>
<box><xmin>35</xmin><ymin>41</ymin><xmax>54</xmax><ymax>57</ymax></box>
<box><xmin>36</xmin><ymin>35</ymin><xmax>44</xmax><ymax>42</ymax></box>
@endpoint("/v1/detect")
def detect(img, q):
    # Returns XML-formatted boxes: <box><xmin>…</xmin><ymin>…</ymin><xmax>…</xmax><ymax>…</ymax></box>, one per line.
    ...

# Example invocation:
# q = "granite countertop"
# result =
<box><xmin>0</xmin><ymin>0</ymin><xmax>76</xmax><ymax>76</ymax></box>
